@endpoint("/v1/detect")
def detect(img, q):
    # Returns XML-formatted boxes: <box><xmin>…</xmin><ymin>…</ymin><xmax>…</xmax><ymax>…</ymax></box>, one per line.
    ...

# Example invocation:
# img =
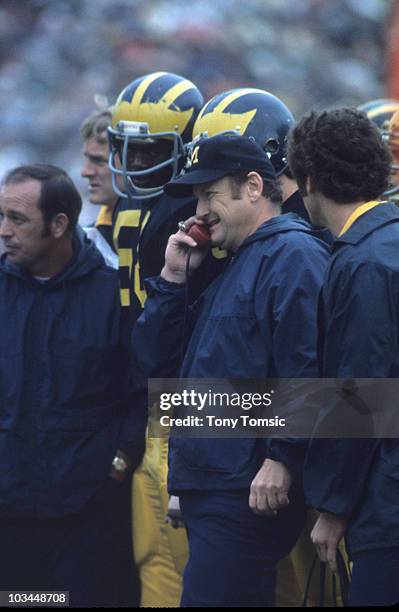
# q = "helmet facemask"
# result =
<box><xmin>108</xmin><ymin>120</ymin><xmax>186</xmax><ymax>200</ymax></box>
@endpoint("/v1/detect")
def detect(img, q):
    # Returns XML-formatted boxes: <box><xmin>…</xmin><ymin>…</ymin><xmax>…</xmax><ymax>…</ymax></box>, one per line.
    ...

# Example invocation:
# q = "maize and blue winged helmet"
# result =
<box><xmin>108</xmin><ymin>72</ymin><xmax>204</xmax><ymax>200</ymax></box>
<box><xmin>191</xmin><ymin>88</ymin><xmax>295</xmax><ymax>176</ymax></box>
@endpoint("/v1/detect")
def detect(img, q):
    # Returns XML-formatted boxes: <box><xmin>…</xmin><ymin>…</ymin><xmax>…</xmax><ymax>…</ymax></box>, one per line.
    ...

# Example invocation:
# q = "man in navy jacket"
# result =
<box><xmin>133</xmin><ymin>134</ymin><xmax>329</xmax><ymax>606</ymax></box>
<box><xmin>288</xmin><ymin>108</ymin><xmax>399</xmax><ymax>606</ymax></box>
<box><xmin>0</xmin><ymin>164</ymin><xmax>146</xmax><ymax>606</ymax></box>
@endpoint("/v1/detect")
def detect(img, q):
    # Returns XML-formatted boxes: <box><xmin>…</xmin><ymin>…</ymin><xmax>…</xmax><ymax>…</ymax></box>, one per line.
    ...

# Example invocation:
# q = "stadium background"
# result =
<box><xmin>0</xmin><ymin>0</ymin><xmax>398</xmax><ymax>224</ymax></box>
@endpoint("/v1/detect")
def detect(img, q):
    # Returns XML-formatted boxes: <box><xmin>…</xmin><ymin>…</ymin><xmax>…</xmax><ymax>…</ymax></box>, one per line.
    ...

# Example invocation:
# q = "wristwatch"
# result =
<box><xmin>110</xmin><ymin>451</ymin><xmax>130</xmax><ymax>481</ymax></box>
<box><xmin>112</xmin><ymin>455</ymin><xmax>129</xmax><ymax>472</ymax></box>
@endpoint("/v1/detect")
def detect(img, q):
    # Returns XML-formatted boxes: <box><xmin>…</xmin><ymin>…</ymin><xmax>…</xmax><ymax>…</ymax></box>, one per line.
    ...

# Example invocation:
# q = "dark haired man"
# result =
<box><xmin>0</xmin><ymin>164</ymin><xmax>146</xmax><ymax>607</ymax></box>
<box><xmin>133</xmin><ymin>134</ymin><xmax>329</xmax><ymax>606</ymax></box>
<box><xmin>288</xmin><ymin>108</ymin><xmax>399</xmax><ymax>606</ymax></box>
<box><xmin>1</xmin><ymin>164</ymin><xmax>82</xmax><ymax>269</ymax></box>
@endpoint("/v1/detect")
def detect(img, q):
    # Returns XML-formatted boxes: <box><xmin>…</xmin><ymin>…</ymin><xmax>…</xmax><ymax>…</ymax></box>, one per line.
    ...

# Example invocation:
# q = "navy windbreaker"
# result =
<box><xmin>0</xmin><ymin>228</ymin><xmax>146</xmax><ymax>518</ymax></box>
<box><xmin>304</xmin><ymin>202</ymin><xmax>399</xmax><ymax>554</ymax></box>
<box><xmin>133</xmin><ymin>214</ymin><xmax>329</xmax><ymax>492</ymax></box>
<box><xmin>112</xmin><ymin>192</ymin><xmax>227</xmax><ymax>322</ymax></box>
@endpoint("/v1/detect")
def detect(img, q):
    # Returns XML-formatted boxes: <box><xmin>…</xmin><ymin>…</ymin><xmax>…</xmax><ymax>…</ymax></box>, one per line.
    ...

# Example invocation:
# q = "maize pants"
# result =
<box><xmin>132</xmin><ymin>437</ymin><xmax>188</xmax><ymax>607</ymax></box>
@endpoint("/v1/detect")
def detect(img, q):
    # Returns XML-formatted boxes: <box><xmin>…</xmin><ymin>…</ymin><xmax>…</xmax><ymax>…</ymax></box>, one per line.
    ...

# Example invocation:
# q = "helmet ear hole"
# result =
<box><xmin>264</xmin><ymin>138</ymin><xmax>279</xmax><ymax>154</ymax></box>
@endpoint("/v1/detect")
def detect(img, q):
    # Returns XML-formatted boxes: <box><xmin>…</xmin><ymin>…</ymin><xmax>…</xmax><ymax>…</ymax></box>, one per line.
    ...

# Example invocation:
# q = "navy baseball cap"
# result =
<box><xmin>164</xmin><ymin>133</ymin><xmax>277</xmax><ymax>198</ymax></box>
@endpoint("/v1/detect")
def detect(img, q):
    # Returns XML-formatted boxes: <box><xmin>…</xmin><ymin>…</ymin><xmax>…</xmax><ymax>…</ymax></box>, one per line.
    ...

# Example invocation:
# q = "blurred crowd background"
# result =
<box><xmin>0</xmin><ymin>0</ymin><xmax>396</xmax><ymax>223</ymax></box>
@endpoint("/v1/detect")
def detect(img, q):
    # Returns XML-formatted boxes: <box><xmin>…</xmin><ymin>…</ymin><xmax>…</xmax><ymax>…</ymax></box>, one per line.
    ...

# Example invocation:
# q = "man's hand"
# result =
<box><xmin>249</xmin><ymin>459</ymin><xmax>292</xmax><ymax>516</ymax></box>
<box><xmin>311</xmin><ymin>512</ymin><xmax>348</xmax><ymax>574</ymax></box>
<box><xmin>161</xmin><ymin>217</ymin><xmax>210</xmax><ymax>284</ymax></box>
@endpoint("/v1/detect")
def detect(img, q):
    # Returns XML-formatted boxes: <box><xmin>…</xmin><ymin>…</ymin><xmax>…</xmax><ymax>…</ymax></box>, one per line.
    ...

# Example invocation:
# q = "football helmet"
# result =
<box><xmin>359</xmin><ymin>99</ymin><xmax>399</xmax><ymax>198</ymax></box>
<box><xmin>191</xmin><ymin>88</ymin><xmax>295</xmax><ymax>176</ymax></box>
<box><xmin>386</xmin><ymin>109</ymin><xmax>399</xmax><ymax>197</ymax></box>
<box><xmin>358</xmin><ymin>98</ymin><xmax>399</xmax><ymax>135</ymax></box>
<box><xmin>388</xmin><ymin>109</ymin><xmax>399</xmax><ymax>169</ymax></box>
<box><xmin>108</xmin><ymin>72</ymin><xmax>204</xmax><ymax>199</ymax></box>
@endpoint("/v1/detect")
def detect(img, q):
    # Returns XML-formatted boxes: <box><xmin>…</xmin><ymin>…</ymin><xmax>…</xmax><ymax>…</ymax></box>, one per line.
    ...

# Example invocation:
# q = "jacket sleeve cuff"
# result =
<box><xmin>266</xmin><ymin>438</ymin><xmax>307</xmax><ymax>480</ymax></box>
<box><xmin>145</xmin><ymin>275</ymin><xmax>186</xmax><ymax>295</ymax></box>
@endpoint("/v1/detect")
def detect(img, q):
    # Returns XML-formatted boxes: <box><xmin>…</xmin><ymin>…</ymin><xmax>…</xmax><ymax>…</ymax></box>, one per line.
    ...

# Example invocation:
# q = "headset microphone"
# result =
<box><xmin>187</xmin><ymin>223</ymin><xmax>211</xmax><ymax>247</ymax></box>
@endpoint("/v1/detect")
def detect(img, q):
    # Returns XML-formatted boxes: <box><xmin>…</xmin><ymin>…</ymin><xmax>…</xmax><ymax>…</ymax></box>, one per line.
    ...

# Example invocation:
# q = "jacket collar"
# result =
<box><xmin>236</xmin><ymin>213</ymin><xmax>316</xmax><ymax>252</ymax></box>
<box><xmin>0</xmin><ymin>225</ymin><xmax>104</xmax><ymax>284</ymax></box>
<box><xmin>282</xmin><ymin>190</ymin><xmax>310</xmax><ymax>222</ymax></box>
<box><xmin>333</xmin><ymin>202</ymin><xmax>399</xmax><ymax>247</ymax></box>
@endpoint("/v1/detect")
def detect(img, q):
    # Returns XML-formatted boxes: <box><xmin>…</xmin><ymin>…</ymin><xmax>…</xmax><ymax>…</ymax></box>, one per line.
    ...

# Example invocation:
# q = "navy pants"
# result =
<box><xmin>349</xmin><ymin>547</ymin><xmax>399</xmax><ymax>606</ymax></box>
<box><xmin>179</xmin><ymin>489</ymin><xmax>306</xmax><ymax>607</ymax></box>
<box><xmin>0</xmin><ymin>477</ymin><xmax>139</xmax><ymax>608</ymax></box>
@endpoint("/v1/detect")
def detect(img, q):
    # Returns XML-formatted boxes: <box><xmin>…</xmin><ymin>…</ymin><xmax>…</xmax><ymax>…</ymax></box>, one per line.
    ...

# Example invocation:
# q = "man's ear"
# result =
<box><xmin>246</xmin><ymin>171</ymin><xmax>263</xmax><ymax>201</ymax></box>
<box><xmin>50</xmin><ymin>213</ymin><xmax>69</xmax><ymax>239</ymax></box>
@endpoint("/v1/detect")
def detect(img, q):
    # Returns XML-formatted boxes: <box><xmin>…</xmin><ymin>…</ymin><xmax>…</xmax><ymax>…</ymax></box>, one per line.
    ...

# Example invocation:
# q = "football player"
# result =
<box><xmin>108</xmin><ymin>71</ymin><xmax>226</xmax><ymax>607</ymax></box>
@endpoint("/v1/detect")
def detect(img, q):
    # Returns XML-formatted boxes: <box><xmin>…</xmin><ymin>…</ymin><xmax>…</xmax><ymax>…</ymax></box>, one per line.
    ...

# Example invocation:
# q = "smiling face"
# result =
<box><xmin>81</xmin><ymin>136</ymin><xmax>118</xmax><ymax>207</ymax></box>
<box><xmin>194</xmin><ymin>176</ymin><xmax>256</xmax><ymax>252</ymax></box>
<box><xmin>0</xmin><ymin>179</ymin><xmax>56</xmax><ymax>273</ymax></box>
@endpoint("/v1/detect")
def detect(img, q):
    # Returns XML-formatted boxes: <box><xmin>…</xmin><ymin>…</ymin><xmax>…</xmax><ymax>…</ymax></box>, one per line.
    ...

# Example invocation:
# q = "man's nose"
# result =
<box><xmin>81</xmin><ymin>160</ymin><xmax>95</xmax><ymax>178</ymax></box>
<box><xmin>195</xmin><ymin>196</ymin><xmax>210</xmax><ymax>219</ymax></box>
<box><xmin>128</xmin><ymin>148</ymin><xmax>151</xmax><ymax>169</ymax></box>
<box><xmin>0</xmin><ymin>217</ymin><xmax>13</xmax><ymax>238</ymax></box>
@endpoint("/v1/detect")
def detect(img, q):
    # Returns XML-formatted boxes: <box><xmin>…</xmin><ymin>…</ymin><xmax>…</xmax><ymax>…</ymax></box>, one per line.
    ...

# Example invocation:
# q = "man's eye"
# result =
<box><xmin>126</xmin><ymin>148</ymin><xmax>161</xmax><ymax>164</ymax></box>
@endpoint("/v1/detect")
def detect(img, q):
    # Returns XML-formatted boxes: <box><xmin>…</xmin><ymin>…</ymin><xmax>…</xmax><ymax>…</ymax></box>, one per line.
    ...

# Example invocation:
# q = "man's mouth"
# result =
<box><xmin>4</xmin><ymin>244</ymin><xmax>19</xmax><ymax>254</ymax></box>
<box><xmin>128</xmin><ymin>173</ymin><xmax>150</xmax><ymax>185</ymax></box>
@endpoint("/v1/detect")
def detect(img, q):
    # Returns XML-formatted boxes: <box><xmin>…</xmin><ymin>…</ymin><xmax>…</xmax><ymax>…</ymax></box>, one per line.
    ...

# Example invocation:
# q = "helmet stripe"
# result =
<box><xmin>162</xmin><ymin>80</ymin><xmax>197</xmax><ymax>108</ymax></box>
<box><xmin>194</xmin><ymin>88</ymin><xmax>260</xmax><ymax>138</ymax></box>
<box><xmin>131</xmin><ymin>71</ymin><xmax>168</xmax><ymax>107</ymax></box>
<box><xmin>213</xmin><ymin>88</ymin><xmax>265</xmax><ymax>113</ymax></box>
<box><xmin>194</xmin><ymin>108</ymin><xmax>256</xmax><ymax>138</ymax></box>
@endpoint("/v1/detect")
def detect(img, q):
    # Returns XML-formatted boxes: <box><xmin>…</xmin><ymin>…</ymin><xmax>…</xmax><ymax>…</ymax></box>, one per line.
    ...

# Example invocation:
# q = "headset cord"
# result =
<box><xmin>179</xmin><ymin>248</ymin><xmax>193</xmax><ymax>367</ymax></box>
